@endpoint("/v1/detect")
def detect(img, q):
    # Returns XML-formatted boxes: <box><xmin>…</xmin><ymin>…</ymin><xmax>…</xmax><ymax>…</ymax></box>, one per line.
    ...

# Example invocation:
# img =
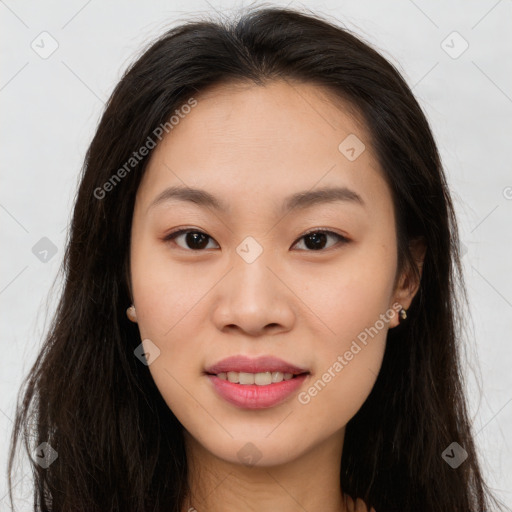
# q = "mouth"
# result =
<box><xmin>204</xmin><ymin>355</ymin><xmax>310</xmax><ymax>409</ymax></box>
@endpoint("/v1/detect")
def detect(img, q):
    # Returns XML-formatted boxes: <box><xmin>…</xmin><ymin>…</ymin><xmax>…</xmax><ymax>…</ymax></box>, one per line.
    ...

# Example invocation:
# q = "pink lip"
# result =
<box><xmin>204</xmin><ymin>355</ymin><xmax>310</xmax><ymax>409</ymax></box>
<box><xmin>207</xmin><ymin>374</ymin><xmax>309</xmax><ymax>409</ymax></box>
<box><xmin>205</xmin><ymin>355</ymin><xmax>309</xmax><ymax>375</ymax></box>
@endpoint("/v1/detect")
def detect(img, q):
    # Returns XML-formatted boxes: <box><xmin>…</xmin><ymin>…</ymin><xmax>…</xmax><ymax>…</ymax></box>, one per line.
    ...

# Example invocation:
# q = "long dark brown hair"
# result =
<box><xmin>7</xmin><ymin>6</ymin><xmax>505</xmax><ymax>511</ymax></box>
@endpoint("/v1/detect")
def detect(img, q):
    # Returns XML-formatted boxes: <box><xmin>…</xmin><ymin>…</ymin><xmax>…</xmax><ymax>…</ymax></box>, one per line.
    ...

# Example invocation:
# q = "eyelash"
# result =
<box><xmin>162</xmin><ymin>227</ymin><xmax>350</xmax><ymax>252</ymax></box>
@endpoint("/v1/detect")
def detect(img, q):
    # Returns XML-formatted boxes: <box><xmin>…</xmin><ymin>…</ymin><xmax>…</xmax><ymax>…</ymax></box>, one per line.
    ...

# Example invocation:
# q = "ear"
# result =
<box><xmin>126</xmin><ymin>305</ymin><xmax>138</xmax><ymax>323</ymax></box>
<box><xmin>389</xmin><ymin>237</ymin><xmax>427</xmax><ymax>328</ymax></box>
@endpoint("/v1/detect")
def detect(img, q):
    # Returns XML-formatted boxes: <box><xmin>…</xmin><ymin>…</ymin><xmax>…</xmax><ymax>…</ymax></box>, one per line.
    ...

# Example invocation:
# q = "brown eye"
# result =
<box><xmin>292</xmin><ymin>230</ymin><xmax>349</xmax><ymax>251</ymax></box>
<box><xmin>164</xmin><ymin>229</ymin><xmax>219</xmax><ymax>250</ymax></box>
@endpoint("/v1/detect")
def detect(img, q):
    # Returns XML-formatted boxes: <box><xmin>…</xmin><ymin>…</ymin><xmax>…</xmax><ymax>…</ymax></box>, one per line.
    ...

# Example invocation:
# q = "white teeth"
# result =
<box><xmin>239</xmin><ymin>372</ymin><xmax>255</xmax><ymax>385</ymax></box>
<box><xmin>227</xmin><ymin>371</ymin><xmax>238</xmax><ymax>383</ymax></box>
<box><xmin>255</xmin><ymin>372</ymin><xmax>272</xmax><ymax>385</ymax></box>
<box><xmin>216</xmin><ymin>371</ymin><xmax>296</xmax><ymax>385</ymax></box>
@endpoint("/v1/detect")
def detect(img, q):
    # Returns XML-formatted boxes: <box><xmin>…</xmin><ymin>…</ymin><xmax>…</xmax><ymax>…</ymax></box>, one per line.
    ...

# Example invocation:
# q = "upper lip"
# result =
<box><xmin>205</xmin><ymin>355</ymin><xmax>309</xmax><ymax>375</ymax></box>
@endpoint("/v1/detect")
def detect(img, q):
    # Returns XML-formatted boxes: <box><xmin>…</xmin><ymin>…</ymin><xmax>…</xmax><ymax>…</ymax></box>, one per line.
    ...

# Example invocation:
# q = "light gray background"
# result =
<box><xmin>1</xmin><ymin>0</ymin><xmax>511</xmax><ymax>509</ymax></box>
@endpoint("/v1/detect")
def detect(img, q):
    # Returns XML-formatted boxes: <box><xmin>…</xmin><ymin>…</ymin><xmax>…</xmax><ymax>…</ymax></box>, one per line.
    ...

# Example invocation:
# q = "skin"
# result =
<box><xmin>128</xmin><ymin>79</ymin><xmax>425</xmax><ymax>512</ymax></box>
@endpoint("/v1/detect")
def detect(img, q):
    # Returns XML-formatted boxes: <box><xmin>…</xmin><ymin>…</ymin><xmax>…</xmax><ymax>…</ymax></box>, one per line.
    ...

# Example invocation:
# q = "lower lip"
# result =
<box><xmin>207</xmin><ymin>374</ymin><xmax>309</xmax><ymax>409</ymax></box>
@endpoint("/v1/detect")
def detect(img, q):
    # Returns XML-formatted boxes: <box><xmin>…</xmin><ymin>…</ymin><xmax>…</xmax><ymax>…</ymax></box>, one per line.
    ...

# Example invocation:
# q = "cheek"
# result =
<box><xmin>297</xmin><ymin>287</ymin><xmax>390</xmax><ymax>431</ymax></box>
<box><xmin>129</xmin><ymin>235</ymin><xmax>215</xmax><ymax>401</ymax></box>
<box><xmin>294</xmin><ymin>245</ymin><xmax>394</xmax><ymax>418</ymax></box>
<box><xmin>297</xmin><ymin>240</ymin><xmax>396</xmax><ymax>346</ymax></box>
<box><xmin>130</xmin><ymin>233</ymin><xmax>204</xmax><ymax>338</ymax></box>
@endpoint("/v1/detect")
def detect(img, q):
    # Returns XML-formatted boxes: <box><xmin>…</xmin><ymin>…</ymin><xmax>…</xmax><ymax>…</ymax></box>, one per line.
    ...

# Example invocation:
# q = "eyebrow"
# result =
<box><xmin>147</xmin><ymin>184</ymin><xmax>365</xmax><ymax>215</ymax></box>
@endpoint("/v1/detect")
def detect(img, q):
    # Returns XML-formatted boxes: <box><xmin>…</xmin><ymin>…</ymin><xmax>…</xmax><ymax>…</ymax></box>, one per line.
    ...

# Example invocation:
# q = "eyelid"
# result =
<box><xmin>162</xmin><ymin>226</ymin><xmax>215</xmax><ymax>242</ymax></box>
<box><xmin>298</xmin><ymin>227</ymin><xmax>350</xmax><ymax>242</ymax></box>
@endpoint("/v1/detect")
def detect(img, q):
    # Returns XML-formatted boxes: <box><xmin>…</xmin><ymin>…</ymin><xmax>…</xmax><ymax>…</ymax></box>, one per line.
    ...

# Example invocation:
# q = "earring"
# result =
<box><xmin>126</xmin><ymin>305</ymin><xmax>137</xmax><ymax>322</ymax></box>
<box><xmin>399</xmin><ymin>308</ymin><xmax>407</xmax><ymax>322</ymax></box>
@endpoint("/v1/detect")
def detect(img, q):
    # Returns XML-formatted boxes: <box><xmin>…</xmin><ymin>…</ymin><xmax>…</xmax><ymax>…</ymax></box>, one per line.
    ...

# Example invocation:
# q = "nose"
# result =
<box><xmin>211</xmin><ymin>250</ymin><xmax>296</xmax><ymax>337</ymax></box>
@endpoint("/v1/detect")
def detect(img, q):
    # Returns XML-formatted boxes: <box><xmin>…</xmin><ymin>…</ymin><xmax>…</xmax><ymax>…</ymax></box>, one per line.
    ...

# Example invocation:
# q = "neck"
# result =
<box><xmin>181</xmin><ymin>428</ymin><xmax>349</xmax><ymax>512</ymax></box>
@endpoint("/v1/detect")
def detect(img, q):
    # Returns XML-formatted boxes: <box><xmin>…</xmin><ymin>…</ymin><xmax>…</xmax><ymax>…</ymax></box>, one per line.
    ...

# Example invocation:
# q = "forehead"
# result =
<box><xmin>135</xmin><ymin>79</ymin><xmax>392</xmax><ymax>219</ymax></box>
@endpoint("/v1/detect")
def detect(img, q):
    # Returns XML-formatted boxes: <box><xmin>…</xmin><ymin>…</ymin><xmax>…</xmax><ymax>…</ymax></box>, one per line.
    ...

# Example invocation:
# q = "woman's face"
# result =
<box><xmin>129</xmin><ymin>80</ymin><xmax>413</xmax><ymax>466</ymax></box>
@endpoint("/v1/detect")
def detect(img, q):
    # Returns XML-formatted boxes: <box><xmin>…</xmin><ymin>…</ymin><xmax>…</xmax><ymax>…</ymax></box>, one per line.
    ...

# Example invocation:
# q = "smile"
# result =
<box><xmin>216</xmin><ymin>371</ymin><xmax>296</xmax><ymax>385</ymax></box>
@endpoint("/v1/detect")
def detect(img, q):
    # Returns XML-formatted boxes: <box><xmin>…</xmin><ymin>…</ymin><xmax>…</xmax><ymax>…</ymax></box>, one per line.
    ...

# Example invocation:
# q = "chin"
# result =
<box><xmin>186</xmin><ymin>427</ymin><xmax>308</xmax><ymax>467</ymax></box>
